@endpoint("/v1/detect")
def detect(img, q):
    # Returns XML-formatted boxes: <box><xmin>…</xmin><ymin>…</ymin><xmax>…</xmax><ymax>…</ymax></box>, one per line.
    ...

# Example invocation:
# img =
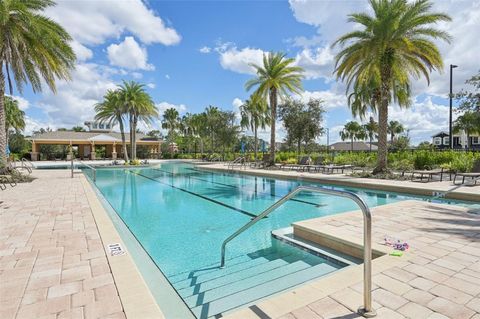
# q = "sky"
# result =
<box><xmin>14</xmin><ymin>0</ymin><xmax>480</xmax><ymax>145</ymax></box>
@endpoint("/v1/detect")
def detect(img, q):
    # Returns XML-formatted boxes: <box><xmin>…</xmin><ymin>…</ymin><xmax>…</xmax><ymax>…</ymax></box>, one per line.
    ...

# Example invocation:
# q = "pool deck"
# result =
<box><xmin>197</xmin><ymin>163</ymin><xmax>480</xmax><ymax>202</ymax></box>
<box><xmin>0</xmin><ymin>170</ymin><xmax>163</xmax><ymax>319</ymax></box>
<box><xmin>1</xmin><ymin>167</ymin><xmax>479</xmax><ymax>319</ymax></box>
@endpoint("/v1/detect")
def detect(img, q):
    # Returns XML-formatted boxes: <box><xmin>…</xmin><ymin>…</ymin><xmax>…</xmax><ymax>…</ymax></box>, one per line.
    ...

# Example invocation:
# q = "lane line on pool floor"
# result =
<box><xmin>152</xmin><ymin>168</ymin><xmax>326</xmax><ymax>208</ymax></box>
<box><xmin>127</xmin><ymin>170</ymin><xmax>259</xmax><ymax>219</ymax></box>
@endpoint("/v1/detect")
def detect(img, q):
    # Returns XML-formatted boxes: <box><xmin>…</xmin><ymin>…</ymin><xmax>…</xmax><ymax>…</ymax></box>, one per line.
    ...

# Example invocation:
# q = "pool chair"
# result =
<box><xmin>304</xmin><ymin>157</ymin><xmax>325</xmax><ymax>172</ymax></box>
<box><xmin>453</xmin><ymin>159</ymin><xmax>480</xmax><ymax>185</ymax></box>
<box><xmin>411</xmin><ymin>167</ymin><xmax>445</xmax><ymax>182</ymax></box>
<box><xmin>321</xmin><ymin>164</ymin><xmax>354</xmax><ymax>174</ymax></box>
<box><xmin>280</xmin><ymin>156</ymin><xmax>311</xmax><ymax>171</ymax></box>
<box><xmin>0</xmin><ymin>175</ymin><xmax>16</xmax><ymax>190</ymax></box>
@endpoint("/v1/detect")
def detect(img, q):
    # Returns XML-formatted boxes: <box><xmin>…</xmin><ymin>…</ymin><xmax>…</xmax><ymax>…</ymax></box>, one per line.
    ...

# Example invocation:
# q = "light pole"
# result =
<box><xmin>326</xmin><ymin>128</ymin><xmax>330</xmax><ymax>153</ymax></box>
<box><xmin>449</xmin><ymin>64</ymin><xmax>458</xmax><ymax>149</ymax></box>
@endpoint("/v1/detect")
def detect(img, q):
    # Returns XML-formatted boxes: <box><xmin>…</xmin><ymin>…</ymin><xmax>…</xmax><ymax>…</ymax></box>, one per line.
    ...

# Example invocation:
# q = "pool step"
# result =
<box><xmin>169</xmin><ymin>243</ymin><xmax>342</xmax><ymax>318</ymax></box>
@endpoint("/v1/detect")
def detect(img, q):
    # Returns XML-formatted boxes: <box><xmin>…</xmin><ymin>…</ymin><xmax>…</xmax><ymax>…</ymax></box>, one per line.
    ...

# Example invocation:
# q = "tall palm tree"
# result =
<box><xmin>205</xmin><ymin>105</ymin><xmax>220</xmax><ymax>153</ymax></box>
<box><xmin>5</xmin><ymin>96</ymin><xmax>25</xmax><ymax>144</ymax></box>
<box><xmin>453</xmin><ymin>111</ymin><xmax>480</xmax><ymax>149</ymax></box>
<box><xmin>117</xmin><ymin>81</ymin><xmax>157</xmax><ymax>160</ymax></box>
<box><xmin>387</xmin><ymin>120</ymin><xmax>405</xmax><ymax>144</ymax></box>
<box><xmin>363</xmin><ymin>117</ymin><xmax>378</xmax><ymax>152</ymax></box>
<box><xmin>246</xmin><ymin>52</ymin><xmax>304</xmax><ymax>166</ymax></box>
<box><xmin>0</xmin><ymin>0</ymin><xmax>76</xmax><ymax>165</ymax></box>
<box><xmin>94</xmin><ymin>90</ymin><xmax>129</xmax><ymax>161</ymax></box>
<box><xmin>340</xmin><ymin>121</ymin><xmax>366</xmax><ymax>151</ymax></box>
<box><xmin>240</xmin><ymin>94</ymin><xmax>271</xmax><ymax>160</ymax></box>
<box><xmin>162</xmin><ymin>108</ymin><xmax>180</xmax><ymax>140</ymax></box>
<box><xmin>333</xmin><ymin>0</ymin><xmax>451</xmax><ymax>173</ymax></box>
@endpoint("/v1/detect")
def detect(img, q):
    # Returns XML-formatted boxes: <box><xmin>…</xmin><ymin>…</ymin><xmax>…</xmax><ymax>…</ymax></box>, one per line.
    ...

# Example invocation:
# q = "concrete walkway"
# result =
<box><xmin>0</xmin><ymin>170</ymin><xmax>126</xmax><ymax>319</ymax></box>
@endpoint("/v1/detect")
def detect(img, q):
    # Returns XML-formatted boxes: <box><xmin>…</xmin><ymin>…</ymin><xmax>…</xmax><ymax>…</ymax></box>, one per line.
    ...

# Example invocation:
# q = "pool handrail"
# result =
<box><xmin>227</xmin><ymin>156</ymin><xmax>246</xmax><ymax>170</ymax></box>
<box><xmin>70</xmin><ymin>159</ymin><xmax>97</xmax><ymax>182</ymax></box>
<box><xmin>20</xmin><ymin>158</ymin><xmax>34</xmax><ymax>174</ymax></box>
<box><xmin>219</xmin><ymin>185</ymin><xmax>376</xmax><ymax>318</ymax></box>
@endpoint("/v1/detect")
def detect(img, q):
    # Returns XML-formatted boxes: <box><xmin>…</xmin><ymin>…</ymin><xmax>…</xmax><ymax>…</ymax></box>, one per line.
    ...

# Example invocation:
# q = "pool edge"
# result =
<box><xmin>80</xmin><ymin>175</ymin><xmax>168</xmax><ymax>319</ymax></box>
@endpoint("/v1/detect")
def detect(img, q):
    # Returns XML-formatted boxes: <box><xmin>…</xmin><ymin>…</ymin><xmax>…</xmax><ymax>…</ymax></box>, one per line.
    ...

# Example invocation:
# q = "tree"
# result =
<box><xmin>117</xmin><ymin>81</ymin><xmax>158</xmax><ymax>160</ymax></box>
<box><xmin>417</xmin><ymin>141</ymin><xmax>434</xmax><ymax>150</ymax></box>
<box><xmin>146</xmin><ymin>130</ymin><xmax>162</xmax><ymax>139</ymax></box>
<box><xmin>363</xmin><ymin>117</ymin><xmax>378</xmax><ymax>152</ymax></box>
<box><xmin>161</xmin><ymin>108</ymin><xmax>180</xmax><ymax>140</ymax></box>
<box><xmin>333</xmin><ymin>0</ymin><xmax>451</xmax><ymax>173</ymax></box>
<box><xmin>0</xmin><ymin>0</ymin><xmax>76</xmax><ymax>166</ymax></box>
<box><xmin>240</xmin><ymin>94</ymin><xmax>270</xmax><ymax>160</ymax></box>
<box><xmin>387</xmin><ymin>120</ymin><xmax>405</xmax><ymax>144</ymax></box>
<box><xmin>455</xmin><ymin>71</ymin><xmax>479</xmax><ymax>113</ymax></box>
<box><xmin>246</xmin><ymin>52</ymin><xmax>304</xmax><ymax>166</ymax></box>
<box><xmin>95</xmin><ymin>90</ymin><xmax>129</xmax><ymax>161</ymax></box>
<box><xmin>72</xmin><ymin>126</ymin><xmax>86</xmax><ymax>132</ymax></box>
<box><xmin>278</xmin><ymin>98</ymin><xmax>325</xmax><ymax>154</ymax></box>
<box><xmin>340</xmin><ymin>121</ymin><xmax>366</xmax><ymax>151</ymax></box>
<box><xmin>5</xmin><ymin>96</ymin><xmax>25</xmax><ymax>144</ymax></box>
<box><xmin>205</xmin><ymin>105</ymin><xmax>221</xmax><ymax>153</ymax></box>
<box><xmin>453</xmin><ymin>111</ymin><xmax>480</xmax><ymax>149</ymax></box>
<box><xmin>216</xmin><ymin>111</ymin><xmax>240</xmax><ymax>158</ymax></box>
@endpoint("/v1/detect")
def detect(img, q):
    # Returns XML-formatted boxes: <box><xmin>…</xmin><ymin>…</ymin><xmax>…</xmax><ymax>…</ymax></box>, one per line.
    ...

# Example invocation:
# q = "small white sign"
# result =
<box><xmin>107</xmin><ymin>243</ymin><xmax>126</xmax><ymax>256</ymax></box>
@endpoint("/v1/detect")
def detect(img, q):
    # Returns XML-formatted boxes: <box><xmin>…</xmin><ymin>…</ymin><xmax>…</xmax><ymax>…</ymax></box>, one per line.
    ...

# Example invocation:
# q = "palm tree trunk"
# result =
<box><xmin>297</xmin><ymin>140</ymin><xmax>301</xmax><ymax>155</ymax></box>
<box><xmin>269</xmin><ymin>88</ymin><xmax>277</xmax><ymax>166</ymax></box>
<box><xmin>129</xmin><ymin>114</ymin><xmax>133</xmax><ymax>160</ymax></box>
<box><xmin>375</xmin><ymin>101</ymin><xmax>389</xmax><ymax>173</ymax></box>
<box><xmin>254</xmin><ymin>125</ymin><xmax>258</xmax><ymax>161</ymax></box>
<box><xmin>132</xmin><ymin>115</ymin><xmax>138</xmax><ymax>159</ymax></box>
<box><xmin>119</xmin><ymin>118</ymin><xmax>129</xmax><ymax>161</ymax></box>
<box><xmin>369</xmin><ymin>136</ymin><xmax>372</xmax><ymax>152</ymax></box>
<box><xmin>351</xmin><ymin>138</ymin><xmax>354</xmax><ymax>152</ymax></box>
<box><xmin>0</xmin><ymin>67</ymin><xmax>6</xmax><ymax>166</ymax></box>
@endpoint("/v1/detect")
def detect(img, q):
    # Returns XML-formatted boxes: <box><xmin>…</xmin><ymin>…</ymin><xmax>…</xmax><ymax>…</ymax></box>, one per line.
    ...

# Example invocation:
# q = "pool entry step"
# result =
<box><xmin>167</xmin><ymin>241</ymin><xmax>344</xmax><ymax>318</ymax></box>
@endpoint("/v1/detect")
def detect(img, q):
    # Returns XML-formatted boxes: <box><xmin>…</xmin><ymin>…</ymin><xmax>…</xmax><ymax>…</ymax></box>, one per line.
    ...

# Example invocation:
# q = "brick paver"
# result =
<box><xmin>0</xmin><ymin>170</ymin><xmax>125</xmax><ymax>319</ymax></box>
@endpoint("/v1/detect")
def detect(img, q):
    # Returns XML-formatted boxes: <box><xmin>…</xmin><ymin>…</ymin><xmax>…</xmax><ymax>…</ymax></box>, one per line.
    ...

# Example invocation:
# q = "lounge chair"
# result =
<box><xmin>252</xmin><ymin>154</ymin><xmax>271</xmax><ymax>168</ymax></box>
<box><xmin>0</xmin><ymin>175</ymin><xmax>16</xmax><ymax>190</ymax></box>
<box><xmin>321</xmin><ymin>164</ymin><xmax>354</xmax><ymax>174</ymax></box>
<box><xmin>453</xmin><ymin>159</ymin><xmax>480</xmax><ymax>185</ymax></box>
<box><xmin>280</xmin><ymin>156</ymin><xmax>311</xmax><ymax>171</ymax></box>
<box><xmin>411</xmin><ymin>167</ymin><xmax>445</xmax><ymax>182</ymax></box>
<box><xmin>305</xmin><ymin>157</ymin><xmax>325</xmax><ymax>172</ymax></box>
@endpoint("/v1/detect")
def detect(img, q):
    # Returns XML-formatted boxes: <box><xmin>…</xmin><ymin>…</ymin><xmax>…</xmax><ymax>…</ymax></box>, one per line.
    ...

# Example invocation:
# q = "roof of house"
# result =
<box><xmin>329</xmin><ymin>141</ymin><xmax>378</xmax><ymax>151</ymax></box>
<box><xmin>31</xmin><ymin>131</ymin><xmax>160</xmax><ymax>142</ymax></box>
<box><xmin>432</xmin><ymin>131</ymin><xmax>449</xmax><ymax>137</ymax></box>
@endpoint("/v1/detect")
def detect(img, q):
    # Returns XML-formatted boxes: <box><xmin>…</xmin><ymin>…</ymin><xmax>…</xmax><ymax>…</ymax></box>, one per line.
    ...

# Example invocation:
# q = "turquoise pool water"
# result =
<box><xmin>90</xmin><ymin>162</ymin><xmax>477</xmax><ymax>318</ymax></box>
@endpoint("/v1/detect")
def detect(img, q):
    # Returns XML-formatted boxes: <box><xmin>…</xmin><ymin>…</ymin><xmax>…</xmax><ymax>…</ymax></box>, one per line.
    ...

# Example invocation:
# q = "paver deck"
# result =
<box><xmin>0</xmin><ymin>170</ymin><xmax>127</xmax><ymax>319</ymax></box>
<box><xmin>225</xmin><ymin>200</ymin><xmax>480</xmax><ymax>319</ymax></box>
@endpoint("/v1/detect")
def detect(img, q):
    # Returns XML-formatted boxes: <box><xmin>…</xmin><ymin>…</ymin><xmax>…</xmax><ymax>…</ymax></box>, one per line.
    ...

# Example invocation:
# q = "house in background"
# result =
<box><xmin>432</xmin><ymin>131</ymin><xmax>480</xmax><ymax>150</ymax></box>
<box><xmin>329</xmin><ymin>141</ymin><xmax>378</xmax><ymax>152</ymax></box>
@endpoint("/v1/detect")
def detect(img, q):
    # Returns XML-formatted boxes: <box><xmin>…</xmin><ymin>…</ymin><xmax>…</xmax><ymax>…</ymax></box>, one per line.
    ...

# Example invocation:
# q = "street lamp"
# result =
<box><xmin>449</xmin><ymin>64</ymin><xmax>458</xmax><ymax>149</ymax></box>
<box><xmin>326</xmin><ymin>128</ymin><xmax>330</xmax><ymax>153</ymax></box>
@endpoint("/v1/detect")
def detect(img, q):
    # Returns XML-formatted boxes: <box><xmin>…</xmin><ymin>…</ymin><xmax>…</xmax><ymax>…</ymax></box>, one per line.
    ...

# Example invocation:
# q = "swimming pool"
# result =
<box><xmin>90</xmin><ymin>162</ymin><xmax>477</xmax><ymax>318</ymax></box>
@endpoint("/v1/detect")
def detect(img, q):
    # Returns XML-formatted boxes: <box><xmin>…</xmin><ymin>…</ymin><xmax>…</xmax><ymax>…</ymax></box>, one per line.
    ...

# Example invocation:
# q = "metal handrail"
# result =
<box><xmin>220</xmin><ymin>185</ymin><xmax>376</xmax><ymax>317</ymax></box>
<box><xmin>71</xmin><ymin>159</ymin><xmax>97</xmax><ymax>182</ymax></box>
<box><xmin>21</xmin><ymin>158</ymin><xmax>34</xmax><ymax>173</ymax></box>
<box><xmin>228</xmin><ymin>156</ymin><xmax>246</xmax><ymax>170</ymax></box>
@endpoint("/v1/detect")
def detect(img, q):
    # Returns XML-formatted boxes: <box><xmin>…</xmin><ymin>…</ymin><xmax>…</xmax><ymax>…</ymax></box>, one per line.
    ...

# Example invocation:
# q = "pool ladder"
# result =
<box><xmin>219</xmin><ymin>185</ymin><xmax>376</xmax><ymax>318</ymax></box>
<box><xmin>70</xmin><ymin>159</ymin><xmax>97</xmax><ymax>182</ymax></box>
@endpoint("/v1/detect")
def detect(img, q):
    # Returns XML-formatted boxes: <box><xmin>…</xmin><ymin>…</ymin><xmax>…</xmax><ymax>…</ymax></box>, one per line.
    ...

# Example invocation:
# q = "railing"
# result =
<box><xmin>20</xmin><ymin>158</ymin><xmax>33</xmax><ymax>174</ymax></box>
<box><xmin>71</xmin><ymin>159</ymin><xmax>97</xmax><ymax>182</ymax></box>
<box><xmin>227</xmin><ymin>156</ymin><xmax>246</xmax><ymax>170</ymax></box>
<box><xmin>220</xmin><ymin>185</ymin><xmax>376</xmax><ymax>318</ymax></box>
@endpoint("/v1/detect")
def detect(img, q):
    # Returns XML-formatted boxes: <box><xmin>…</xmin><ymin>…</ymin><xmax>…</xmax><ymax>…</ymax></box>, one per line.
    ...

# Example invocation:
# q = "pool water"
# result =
<box><xmin>90</xmin><ymin>162</ymin><xmax>477</xmax><ymax>318</ymax></box>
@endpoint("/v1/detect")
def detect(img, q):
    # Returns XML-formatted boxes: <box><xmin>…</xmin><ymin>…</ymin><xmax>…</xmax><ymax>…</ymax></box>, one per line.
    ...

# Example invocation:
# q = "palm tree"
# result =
<box><xmin>246</xmin><ymin>52</ymin><xmax>304</xmax><ymax>166</ymax></box>
<box><xmin>5</xmin><ymin>96</ymin><xmax>25</xmax><ymax>144</ymax></box>
<box><xmin>333</xmin><ymin>0</ymin><xmax>451</xmax><ymax>173</ymax></box>
<box><xmin>387</xmin><ymin>120</ymin><xmax>405</xmax><ymax>144</ymax></box>
<box><xmin>240</xmin><ymin>94</ymin><xmax>271</xmax><ymax>160</ymax></box>
<box><xmin>162</xmin><ymin>108</ymin><xmax>180</xmax><ymax>140</ymax></box>
<box><xmin>453</xmin><ymin>111</ymin><xmax>480</xmax><ymax>149</ymax></box>
<box><xmin>0</xmin><ymin>0</ymin><xmax>76</xmax><ymax>165</ymax></box>
<box><xmin>340</xmin><ymin>121</ymin><xmax>366</xmax><ymax>151</ymax></box>
<box><xmin>94</xmin><ymin>90</ymin><xmax>129</xmax><ymax>161</ymax></box>
<box><xmin>363</xmin><ymin>117</ymin><xmax>378</xmax><ymax>152</ymax></box>
<box><xmin>117</xmin><ymin>81</ymin><xmax>157</xmax><ymax>160</ymax></box>
<box><xmin>205</xmin><ymin>105</ymin><xmax>220</xmax><ymax>153</ymax></box>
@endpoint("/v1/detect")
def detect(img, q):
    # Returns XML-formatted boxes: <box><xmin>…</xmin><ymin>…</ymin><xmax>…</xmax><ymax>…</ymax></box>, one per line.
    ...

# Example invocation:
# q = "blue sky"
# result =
<box><xmin>15</xmin><ymin>0</ymin><xmax>480</xmax><ymax>145</ymax></box>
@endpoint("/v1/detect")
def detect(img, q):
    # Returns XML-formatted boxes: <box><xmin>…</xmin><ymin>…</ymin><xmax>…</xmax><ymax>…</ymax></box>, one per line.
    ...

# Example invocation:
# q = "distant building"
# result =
<box><xmin>329</xmin><ymin>142</ymin><xmax>378</xmax><ymax>151</ymax></box>
<box><xmin>432</xmin><ymin>131</ymin><xmax>480</xmax><ymax>149</ymax></box>
<box><xmin>84</xmin><ymin>120</ymin><xmax>114</xmax><ymax>132</ymax></box>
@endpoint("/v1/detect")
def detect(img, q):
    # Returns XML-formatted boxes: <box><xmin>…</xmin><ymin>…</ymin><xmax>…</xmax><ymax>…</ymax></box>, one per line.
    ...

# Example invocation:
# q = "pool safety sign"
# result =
<box><xmin>107</xmin><ymin>243</ymin><xmax>126</xmax><ymax>256</ymax></box>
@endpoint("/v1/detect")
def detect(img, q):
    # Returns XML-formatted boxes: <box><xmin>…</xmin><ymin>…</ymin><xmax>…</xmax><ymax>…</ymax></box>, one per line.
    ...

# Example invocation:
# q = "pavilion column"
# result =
<box><xmin>66</xmin><ymin>141</ymin><xmax>73</xmax><ymax>161</ymax></box>
<box><xmin>90</xmin><ymin>143</ymin><xmax>96</xmax><ymax>160</ymax></box>
<box><xmin>111</xmin><ymin>142</ymin><xmax>117</xmax><ymax>160</ymax></box>
<box><xmin>31</xmin><ymin>141</ymin><xmax>39</xmax><ymax>161</ymax></box>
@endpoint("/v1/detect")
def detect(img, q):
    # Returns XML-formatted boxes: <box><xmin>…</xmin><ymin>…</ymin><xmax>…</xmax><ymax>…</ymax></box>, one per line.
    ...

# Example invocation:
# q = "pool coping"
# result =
<box><xmin>80</xmin><ymin>175</ymin><xmax>167</xmax><ymax>319</ymax></box>
<box><xmin>197</xmin><ymin>164</ymin><xmax>480</xmax><ymax>202</ymax></box>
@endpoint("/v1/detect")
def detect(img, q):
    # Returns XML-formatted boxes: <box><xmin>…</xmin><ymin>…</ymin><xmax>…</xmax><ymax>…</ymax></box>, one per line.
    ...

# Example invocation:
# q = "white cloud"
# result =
<box><xmin>165</xmin><ymin>74</ymin><xmax>170</xmax><ymax>80</ymax></box>
<box><xmin>107</xmin><ymin>37</ymin><xmax>154</xmax><ymax>71</ymax></box>
<box><xmin>232</xmin><ymin>98</ymin><xmax>243</xmax><ymax>122</ymax></box>
<box><xmin>45</xmin><ymin>0</ymin><xmax>181</xmax><ymax>46</ymax></box>
<box><xmin>70</xmin><ymin>41</ymin><xmax>93</xmax><ymax>61</ymax></box>
<box><xmin>147</xmin><ymin>83</ymin><xmax>156</xmax><ymax>89</ymax></box>
<box><xmin>216</xmin><ymin>43</ymin><xmax>265</xmax><ymax>74</ymax></box>
<box><xmin>156</xmin><ymin>102</ymin><xmax>187</xmax><ymax>116</ymax></box>
<box><xmin>199</xmin><ymin>46</ymin><xmax>212</xmax><ymax>54</ymax></box>
<box><xmin>296</xmin><ymin>90</ymin><xmax>347</xmax><ymax>109</ymax></box>
<box><xmin>294</xmin><ymin>47</ymin><xmax>335</xmax><ymax>80</ymax></box>
<box><xmin>7</xmin><ymin>95</ymin><xmax>30</xmax><ymax>111</ymax></box>
<box><xmin>24</xmin><ymin>117</ymin><xmax>57</xmax><ymax>135</ymax></box>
